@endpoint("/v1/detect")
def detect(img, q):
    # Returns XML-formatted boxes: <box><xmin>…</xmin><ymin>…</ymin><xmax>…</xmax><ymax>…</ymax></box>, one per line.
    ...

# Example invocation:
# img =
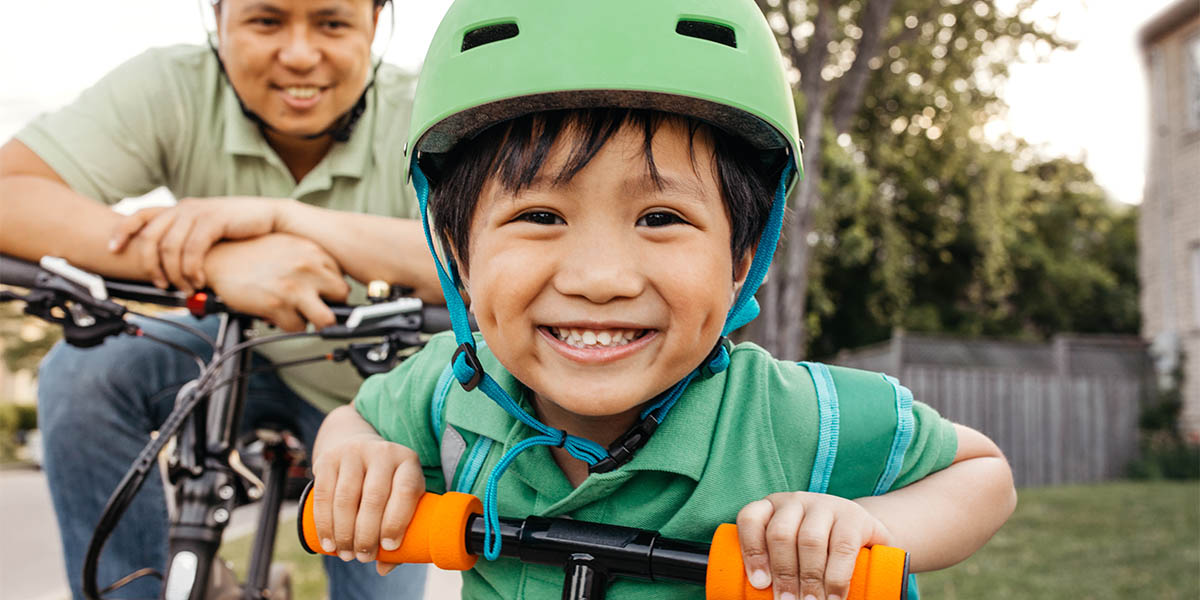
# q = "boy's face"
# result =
<box><xmin>461</xmin><ymin>120</ymin><xmax>749</xmax><ymax>430</ymax></box>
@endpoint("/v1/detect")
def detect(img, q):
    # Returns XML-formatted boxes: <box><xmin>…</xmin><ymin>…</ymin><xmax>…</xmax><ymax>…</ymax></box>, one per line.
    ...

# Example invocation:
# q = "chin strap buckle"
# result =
<box><xmin>452</xmin><ymin>342</ymin><xmax>484</xmax><ymax>391</ymax></box>
<box><xmin>588</xmin><ymin>414</ymin><xmax>661</xmax><ymax>474</ymax></box>
<box><xmin>700</xmin><ymin>336</ymin><xmax>733</xmax><ymax>378</ymax></box>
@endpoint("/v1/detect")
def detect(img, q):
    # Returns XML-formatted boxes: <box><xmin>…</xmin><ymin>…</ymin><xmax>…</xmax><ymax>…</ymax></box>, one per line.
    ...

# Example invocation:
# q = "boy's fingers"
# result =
<box><xmin>735</xmin><ymin>499</ymin><xmax>775</xmax><ymax>589</ymax></box>
<box><xmin>379</xmin><ymin>458</ymin><xmax>425</xmax><ymax>552</ymax></box>
<box><xmin>376</xmin><ymin>561</ymin><xmax>398</xmax><ymax>576</ymax></box>
<box><xmin>310</xmin><ymin>459</ymin><xmax>339</xmax><ymax>554</ymax></box>
<box><xmin>353</xmin><ymin>461</ymin><xmax>395</xmax><ymax>562</ymax></box>
<box><xmin>332</xmin><ymin>458</ymin><xmax>365</xmax><ymax>560</ymax></box>
<box><xmin>763</xmin><ymin>498</ymin><xmax>805</xmax><ymax>598</ymax></box>
<box><xmin>795</xmin><ymin>508</ymin><xmax>834</xmax><ymax>600</ymax></box>
<box><xmin>823</xmin><ymin>518</ymin><xmax>863</xmax><ymax>600</ymax></box>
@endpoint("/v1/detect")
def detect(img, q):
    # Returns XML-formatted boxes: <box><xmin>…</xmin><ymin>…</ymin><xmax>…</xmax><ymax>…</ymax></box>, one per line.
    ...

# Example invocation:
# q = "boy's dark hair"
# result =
<box><xmin>422</xmin><ymin>108</ymin><xmax>786</xmax><ymax>274</ymax></box>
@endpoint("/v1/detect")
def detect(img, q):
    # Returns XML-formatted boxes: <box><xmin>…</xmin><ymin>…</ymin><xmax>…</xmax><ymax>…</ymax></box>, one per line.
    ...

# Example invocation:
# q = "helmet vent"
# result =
<box><xmin>675</xmin><ymin>20</ymin><xmax>736</xmax><ymax>48</ymax></box>
<box><xmin>462</xmin><ymin>22</ymin><xmax>520</xmax><ymax>52</ymax></box>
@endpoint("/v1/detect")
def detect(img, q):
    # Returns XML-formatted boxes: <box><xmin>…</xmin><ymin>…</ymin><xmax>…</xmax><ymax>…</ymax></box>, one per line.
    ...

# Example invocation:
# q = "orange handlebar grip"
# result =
<box><xmin>705</xmin><ymin>523</ymin><xmax>908</xmax><ymax>600</ymax></box>
<box><xmin>299</xmin><ymin>486</ymin><xmax>482</xmax><ymax>571</ymax></box>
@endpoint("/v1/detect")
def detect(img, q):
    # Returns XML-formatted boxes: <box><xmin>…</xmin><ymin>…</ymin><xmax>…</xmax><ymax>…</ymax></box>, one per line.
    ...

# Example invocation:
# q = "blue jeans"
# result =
<box><xmin>38</xmin><ymin>314</ymin><xmax>426</xmax><ymax>599</ymax></box>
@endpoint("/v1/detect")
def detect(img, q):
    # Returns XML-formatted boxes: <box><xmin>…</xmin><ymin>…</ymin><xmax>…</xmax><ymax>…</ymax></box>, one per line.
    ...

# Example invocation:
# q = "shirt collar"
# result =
<box><xmin>220</xmin><ymin>77</ymin><xmax>375</xmax><ymax>182</ymax></box>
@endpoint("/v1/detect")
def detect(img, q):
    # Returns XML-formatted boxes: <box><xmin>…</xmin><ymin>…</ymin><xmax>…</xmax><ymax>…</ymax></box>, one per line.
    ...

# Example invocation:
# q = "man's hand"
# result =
<box><xmin>203</xmin><ymin>233</ymin><xmax>350</xmax><ymax>331</ymax></box>
<box><xmin>108</xmin><ymin>197</ymin><xmax>287</xmax><ymax>292</ymax></box>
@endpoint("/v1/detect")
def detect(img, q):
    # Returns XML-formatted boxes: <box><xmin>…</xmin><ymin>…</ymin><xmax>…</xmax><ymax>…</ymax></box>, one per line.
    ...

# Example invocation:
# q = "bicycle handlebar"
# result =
<box><xmin>296</xmin><ymin>483</ymin><xmax>909</xmax><ymax>600</ymax></box>
<box><xmin>0</xmin><ymin>254</ymin><xmax>458</xmax><ymax>335</ymax></box>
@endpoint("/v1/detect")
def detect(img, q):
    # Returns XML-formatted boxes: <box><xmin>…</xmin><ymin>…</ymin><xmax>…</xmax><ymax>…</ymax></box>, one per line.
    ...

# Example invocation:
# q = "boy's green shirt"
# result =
<box><xmin>357</xmin><ymin>332</ymin><xmax>958</xmax><ymax>599</ymax></box>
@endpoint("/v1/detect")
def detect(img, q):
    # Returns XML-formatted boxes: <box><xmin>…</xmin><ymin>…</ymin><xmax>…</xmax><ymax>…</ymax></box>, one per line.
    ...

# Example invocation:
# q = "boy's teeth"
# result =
<box><xmin>285</xmin><ymin>86</ymin><xmax>319</xmax><ymax>99</ymax></box>
<box><xmin>551</xmin><ymin>327</ymin><xmax>643</xmax><ymax>348</ymax></box>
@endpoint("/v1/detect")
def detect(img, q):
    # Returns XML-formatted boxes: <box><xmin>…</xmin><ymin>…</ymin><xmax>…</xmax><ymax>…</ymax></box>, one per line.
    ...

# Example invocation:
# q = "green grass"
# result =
<box><xmin>220</xmin><ymin>480</ymin><xmax>1199</xmax><ymax>599</ymax></box>
<box><xmin>919</xmin><ymin>480</ymin><xmax>1200</xmax><ymax>599</ymax></box>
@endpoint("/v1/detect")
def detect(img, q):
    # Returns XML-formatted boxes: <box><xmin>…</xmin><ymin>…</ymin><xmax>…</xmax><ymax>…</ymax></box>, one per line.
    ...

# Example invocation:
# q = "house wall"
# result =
<box><xmin>1140</xmin><ymin>8</ymin><xmax>1200</xmax><ymax>440</ymax></box>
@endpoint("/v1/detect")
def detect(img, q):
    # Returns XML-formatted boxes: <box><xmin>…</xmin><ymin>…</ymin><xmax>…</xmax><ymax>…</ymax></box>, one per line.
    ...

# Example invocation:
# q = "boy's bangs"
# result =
<box><xmin>490</xmin><ymin>109</ymin><xmax>676</xmax><ymax>195</ymax></box>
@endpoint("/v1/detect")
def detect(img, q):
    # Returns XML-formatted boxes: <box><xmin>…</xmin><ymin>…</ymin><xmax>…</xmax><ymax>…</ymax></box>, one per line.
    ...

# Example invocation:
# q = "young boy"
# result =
<box><xmin>310</xmin><ymin>1</ymin><xmax>1017</xmax><ymax>599</ymax></box>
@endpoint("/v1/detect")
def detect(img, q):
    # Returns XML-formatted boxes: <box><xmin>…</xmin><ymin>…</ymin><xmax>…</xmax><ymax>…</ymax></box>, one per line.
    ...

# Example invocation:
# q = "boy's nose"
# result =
<box><xmin>553</xmin><ymin>236</ymin><xmax>645</xmax><ymax>303</ymax></box>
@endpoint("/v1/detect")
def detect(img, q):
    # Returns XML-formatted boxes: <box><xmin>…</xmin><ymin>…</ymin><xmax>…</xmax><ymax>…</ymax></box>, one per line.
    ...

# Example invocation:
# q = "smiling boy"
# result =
<box><xmin>310</xmin><ymin>1</ymin><xmax>1017</xmax><ymax>599</ymax></box>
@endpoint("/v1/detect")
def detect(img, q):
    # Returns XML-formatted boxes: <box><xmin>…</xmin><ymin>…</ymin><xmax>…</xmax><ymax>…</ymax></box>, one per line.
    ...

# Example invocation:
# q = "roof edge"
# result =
<box><xmin>1140</xmin><ymin>0</ymin><xmax>1200</xmax><ymax>49</ymax></box>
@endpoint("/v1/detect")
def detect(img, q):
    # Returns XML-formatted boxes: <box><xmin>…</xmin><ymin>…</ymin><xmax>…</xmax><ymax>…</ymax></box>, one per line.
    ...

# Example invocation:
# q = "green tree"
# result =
<box><xmin>747</xmin><ymin>0</ymin><xmax>1072</xmax><ymax>358</ymax></box>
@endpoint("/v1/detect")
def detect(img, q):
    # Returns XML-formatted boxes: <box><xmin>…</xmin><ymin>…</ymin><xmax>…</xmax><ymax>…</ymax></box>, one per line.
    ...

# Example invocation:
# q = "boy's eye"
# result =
<box><xmin>636</xmin><ymin>211</ymin><xmax>687</xmax><ymax>227</ymax></box>
<box><xmin>515</xmin><ymin>211</ymin><xmax>565</xmax><ymax>225</ymax></box>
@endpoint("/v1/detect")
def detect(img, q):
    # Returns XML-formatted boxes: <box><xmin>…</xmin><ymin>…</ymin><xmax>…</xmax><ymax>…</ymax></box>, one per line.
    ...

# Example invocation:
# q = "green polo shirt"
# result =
<box><xmin>356</xmin><ymin>332</ymin><xmax>958</xmax><ymax>599</ymax></box>
<box><xmin>17</xmin><ymin>44</ymin><xmax>419</xmax><ymax>412</ymax></box>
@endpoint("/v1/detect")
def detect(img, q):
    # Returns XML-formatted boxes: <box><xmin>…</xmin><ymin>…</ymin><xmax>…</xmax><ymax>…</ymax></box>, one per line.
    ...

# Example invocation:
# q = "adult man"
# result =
<box><xmin>0</xmin><ymin>0</ymin><xmax>434</xmax><ymax>597</ymax></box>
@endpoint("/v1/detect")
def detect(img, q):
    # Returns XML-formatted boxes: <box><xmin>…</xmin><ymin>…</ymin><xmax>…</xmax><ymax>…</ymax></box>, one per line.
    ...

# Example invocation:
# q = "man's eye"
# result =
<box><xmin>516</xmin><ymin>211</ymin><xmax>564</xmax><ymax>225</ymax></box>
<box><xmin>637</xmin><ymin>212</ymin><xmax>687</xmax><ymax>227</ymax></box>
<box><xmin>321</xmin><ymin>20</ymin><xmax>350</xmax><ymax>30</ymax></box>
<box><xmin>250</xmin><ymin>17</ymin><xmax>281</xmax><ymax>27</ymax></box>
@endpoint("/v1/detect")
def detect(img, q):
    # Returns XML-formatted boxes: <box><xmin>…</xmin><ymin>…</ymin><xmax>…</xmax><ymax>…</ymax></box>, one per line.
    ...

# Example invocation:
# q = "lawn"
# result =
<box><xmin>919</xmin><ymin>479</ymin><xmax>1199</xmax><ymax>599</ymax></box>
<box><xmin>221</xmin><ymin>479</ymin><xmax>1199</xmax><ymax>599</ymax></box>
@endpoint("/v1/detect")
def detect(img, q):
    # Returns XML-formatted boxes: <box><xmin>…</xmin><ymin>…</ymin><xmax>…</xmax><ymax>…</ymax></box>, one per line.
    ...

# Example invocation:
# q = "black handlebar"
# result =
<box><xmin>0</xmin><ymin>254</ymin><xmax>461</xmax><ymax>335</ymax></box>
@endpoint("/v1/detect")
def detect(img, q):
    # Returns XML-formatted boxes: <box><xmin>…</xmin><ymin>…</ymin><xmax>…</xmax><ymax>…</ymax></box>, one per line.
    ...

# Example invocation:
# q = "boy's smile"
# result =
<box><xmin>461</xmin><ymin>119</ymin><xmax>750</xmax><ymax>444</ymax></box>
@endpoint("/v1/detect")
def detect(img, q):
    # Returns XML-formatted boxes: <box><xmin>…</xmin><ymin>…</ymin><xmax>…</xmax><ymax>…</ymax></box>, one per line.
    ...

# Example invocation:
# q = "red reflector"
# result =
<box><xmin>187</xmin><ymin>292</ymin><xmax>208</xmax><ymax>317</ymax></box>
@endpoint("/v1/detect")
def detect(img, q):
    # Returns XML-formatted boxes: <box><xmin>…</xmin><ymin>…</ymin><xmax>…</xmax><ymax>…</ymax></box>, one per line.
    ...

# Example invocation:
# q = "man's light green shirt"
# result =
<box><xmin>17</xmin><ymin>45</ymin><xmax>419</xmax><ymax>411</ymax></box>
<box><xmin>357</xmin><ymin>332</ymin><xmax>959</xmax><ymax>599</ymax></box>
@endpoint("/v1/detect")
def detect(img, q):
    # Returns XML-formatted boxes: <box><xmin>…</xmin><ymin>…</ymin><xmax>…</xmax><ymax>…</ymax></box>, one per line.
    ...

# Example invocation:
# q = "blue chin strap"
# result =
<box><xmin>411</xmin><ymin>157</ymin><xmax>792</xmax><ymax>560</ymax></box>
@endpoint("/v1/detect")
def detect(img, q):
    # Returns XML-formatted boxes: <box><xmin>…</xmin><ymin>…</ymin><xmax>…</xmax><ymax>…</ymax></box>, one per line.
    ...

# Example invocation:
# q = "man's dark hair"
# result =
<box><xmin>422</xmin><ymin>108</ymin><xmax>786</xmax><ymax>275</ymax></box>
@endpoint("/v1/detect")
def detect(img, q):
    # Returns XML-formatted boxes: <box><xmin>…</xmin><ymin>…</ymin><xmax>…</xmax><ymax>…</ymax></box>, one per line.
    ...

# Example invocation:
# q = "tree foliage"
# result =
<box><xmin>743</xmin><ymin>0</ymin><xmax>1137</xmax><ymax>358</ymax></box>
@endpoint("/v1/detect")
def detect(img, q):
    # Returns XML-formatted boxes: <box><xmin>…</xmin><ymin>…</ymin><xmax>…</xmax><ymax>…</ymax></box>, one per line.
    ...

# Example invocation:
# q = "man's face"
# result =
<box><xmin>462</xmin><ymin>120</ymin><xmax>749</xmax><ymax>432</ymax></box>
<box><xmin>215</xmin><ymin>0</ymin><xmax>379</xmax><ymax>137</ymax></box>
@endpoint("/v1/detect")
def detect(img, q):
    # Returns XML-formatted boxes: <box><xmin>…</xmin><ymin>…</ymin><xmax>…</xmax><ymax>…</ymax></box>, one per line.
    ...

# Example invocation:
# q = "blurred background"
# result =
<box><xmin>1</xmin><ymin>1</ymin><xmax>1197</xmax><ymax>598</ymax></box>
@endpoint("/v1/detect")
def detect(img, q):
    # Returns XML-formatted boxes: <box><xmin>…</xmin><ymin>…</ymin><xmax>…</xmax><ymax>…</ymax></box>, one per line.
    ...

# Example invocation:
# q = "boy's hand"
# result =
<box><xmin>310</xmin><ymin>433</ymin><xmax>426</xmax><ymax>576</ymax></box>
<box><xmin>736</xmin><ymin>492</ymin><xmax>893</xmax><ymax>600</ymax></box>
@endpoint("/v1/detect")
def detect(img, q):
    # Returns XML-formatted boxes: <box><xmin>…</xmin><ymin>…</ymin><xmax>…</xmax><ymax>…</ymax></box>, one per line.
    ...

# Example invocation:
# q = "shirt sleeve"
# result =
<box><xmin>354</xmin><ymin>331</ymin><xmax>459</xmax><ymax>491</ymax></box>
<box><xmin>14</xmin><ymin>48</ymin><xmax>189</xmax><ymax>204</ymax></box>
<box><xmin>887</xmin><ymin>399</ymin><xmax>958</xmax><ymax>491</ymax></box>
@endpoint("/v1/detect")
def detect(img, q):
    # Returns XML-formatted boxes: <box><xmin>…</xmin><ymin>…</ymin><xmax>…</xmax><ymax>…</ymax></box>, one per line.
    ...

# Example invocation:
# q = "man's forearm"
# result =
<box><xmin>277</xmin><ymin>201</ymin><xmax>442</xmax><ymax>303</ymax></box>
<box><xmin>0</xmin><ymin>176</ymin><xmax>157</xmax><ymax>280</ymax></box>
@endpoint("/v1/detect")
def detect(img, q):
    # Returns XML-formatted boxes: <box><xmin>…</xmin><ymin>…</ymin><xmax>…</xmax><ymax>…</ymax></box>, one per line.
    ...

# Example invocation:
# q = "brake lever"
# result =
<box><xmin>337</xmin><ymin>331</ymin><xmax>424</xmax><ymax>378</ymax></box>
<box><xmin>8</xmin><ymin>278</ymin><xmax>132</xmax><ymax>348</ymax></box>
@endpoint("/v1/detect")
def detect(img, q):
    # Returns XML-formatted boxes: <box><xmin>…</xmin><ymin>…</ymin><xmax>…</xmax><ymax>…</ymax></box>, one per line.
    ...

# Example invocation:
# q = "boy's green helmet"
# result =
<box><xmin>407</xmin><ymin>0</ymin><xmax>802</xmax><ymax>183</ymax></box>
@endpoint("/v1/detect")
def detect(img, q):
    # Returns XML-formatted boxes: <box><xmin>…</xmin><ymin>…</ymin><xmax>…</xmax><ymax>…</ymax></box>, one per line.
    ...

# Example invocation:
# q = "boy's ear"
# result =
<box><xmin>443</xmin><ymin>234</ymin><xmax>472</xmax><ymax>299</ymax></box>
<box><xmin>732</xmin><ymin>251</ymin><xmax>754</xmax><ymax>300</ymax></box>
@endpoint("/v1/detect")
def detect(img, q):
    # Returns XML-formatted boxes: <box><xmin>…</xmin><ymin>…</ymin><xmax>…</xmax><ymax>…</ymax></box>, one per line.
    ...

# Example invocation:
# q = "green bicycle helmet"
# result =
<box><xmin>405</xmin><ymin>0</ymin><xmax>802</xmax><ymax>560</ymax></box>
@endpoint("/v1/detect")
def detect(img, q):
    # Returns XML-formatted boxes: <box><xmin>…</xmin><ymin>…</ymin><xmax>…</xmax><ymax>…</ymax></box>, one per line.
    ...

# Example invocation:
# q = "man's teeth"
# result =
<box><xmin>550</xmin><ymin>327</ymin><xmax>644</xmax><ymax>348</ymax></box>
<box><xmin>284</xmin><ymin>86</ymin><xmax>319</xmax><ymax>99</ymax></box>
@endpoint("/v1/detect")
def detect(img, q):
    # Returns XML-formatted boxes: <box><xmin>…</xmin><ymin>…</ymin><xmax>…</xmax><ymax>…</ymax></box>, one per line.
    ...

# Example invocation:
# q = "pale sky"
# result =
<box><xmin>0</xmin><ymin>0</ymin><xmax>1180</xmax><ymax>205</ymax></box>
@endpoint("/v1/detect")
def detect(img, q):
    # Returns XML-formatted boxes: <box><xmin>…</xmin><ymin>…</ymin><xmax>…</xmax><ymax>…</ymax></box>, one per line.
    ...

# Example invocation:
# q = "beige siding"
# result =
<box><xmin>1141</xmin><ymin>14</ymin><xmax>1200</xmax><ymax>440</ymax></box>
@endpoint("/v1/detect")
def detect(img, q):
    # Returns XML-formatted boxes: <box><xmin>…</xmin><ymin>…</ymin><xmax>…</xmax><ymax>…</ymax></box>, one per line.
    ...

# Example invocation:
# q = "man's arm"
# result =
<box><xmin>0</xmin><ymin>139</ymin><xmax>159</xmax><ymax>281</ymax></box>
<box><xmin>275</xmin><ymin>201</ymin><xmax>442</xmax><ymax>303</ymax></box>
<box><xmin>853</xmin><ymin>424</ymin><xmax>1017</xmax><ymax>572</ymax></box>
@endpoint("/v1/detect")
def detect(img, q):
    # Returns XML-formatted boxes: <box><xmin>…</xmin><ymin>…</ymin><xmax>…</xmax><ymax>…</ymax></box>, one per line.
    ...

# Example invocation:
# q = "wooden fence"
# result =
<box><xmin>835</xmin><ymin>333</ymin><xmax>1151</xmax><ymax>487</ymax></box>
